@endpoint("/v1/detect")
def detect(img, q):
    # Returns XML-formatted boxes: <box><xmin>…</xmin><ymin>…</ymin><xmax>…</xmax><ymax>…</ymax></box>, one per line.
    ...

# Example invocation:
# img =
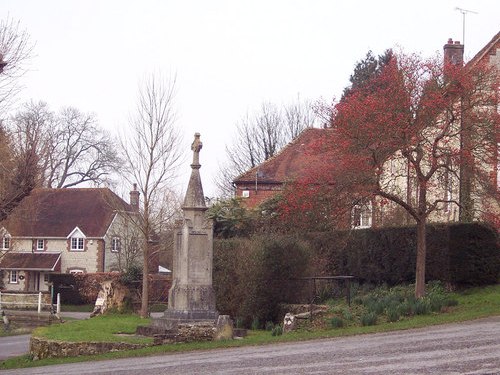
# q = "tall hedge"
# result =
<box><xmin>304</xmin><ymin>222</ymin><xmax>498</xmax><ymax>286</ymax></box>
<box><xmin>213</xmin><ymin>223</ymin><xmax>499</xmax><ymax>323</ymax></box>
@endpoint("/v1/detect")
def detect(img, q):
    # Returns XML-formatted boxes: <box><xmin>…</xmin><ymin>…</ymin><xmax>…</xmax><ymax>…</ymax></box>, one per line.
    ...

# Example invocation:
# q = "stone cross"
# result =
<box><xmin>191</xmin><ymin>133</ymin><xmax>202</xmax><ymax>165</ymax></box>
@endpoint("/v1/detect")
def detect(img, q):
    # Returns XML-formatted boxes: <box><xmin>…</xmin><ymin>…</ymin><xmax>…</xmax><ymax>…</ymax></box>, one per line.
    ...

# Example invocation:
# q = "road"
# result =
<box><xmin>2</xmin><ymin>316</ymin><xmax>500</xmax><ymax>374</ymax></box>
<box><xmin>0</xmin><ymin>335</ymin><xmax>30</xmax><ymax>361</ymax></box>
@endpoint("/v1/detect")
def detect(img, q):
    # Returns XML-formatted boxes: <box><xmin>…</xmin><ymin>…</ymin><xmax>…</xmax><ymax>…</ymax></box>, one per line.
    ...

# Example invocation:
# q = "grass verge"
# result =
<box><xmin>1</xmin><ymin>284</ymin><xmax>499</xmax><ymax>370</ymax></box>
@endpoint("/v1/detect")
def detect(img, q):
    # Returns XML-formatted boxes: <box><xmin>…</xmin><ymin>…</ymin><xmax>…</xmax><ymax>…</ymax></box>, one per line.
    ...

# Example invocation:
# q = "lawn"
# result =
<box><xmin>34</xmin><ymin>314</ymin><xmax>153</xmax><ymax>344</ymax></box>
<box><xmin>1</xmin><ymin>283</ymin><xmax>499</xmax><ymax>370</ymax></box>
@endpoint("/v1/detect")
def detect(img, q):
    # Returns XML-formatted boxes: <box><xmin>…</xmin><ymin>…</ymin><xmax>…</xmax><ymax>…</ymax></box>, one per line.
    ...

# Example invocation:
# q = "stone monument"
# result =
<box><xmin>153</xmin><ymin>133</ymin><xmax>218</xmax><ymax>330</ymax></box>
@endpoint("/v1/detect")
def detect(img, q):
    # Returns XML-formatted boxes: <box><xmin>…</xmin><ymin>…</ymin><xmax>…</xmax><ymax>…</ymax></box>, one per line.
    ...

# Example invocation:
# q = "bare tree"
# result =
<box><xmin>9</xmin><ymin>102</ymin><xmax>121</xmax><ymax>188</ymax></box>
<box><xmin>0</xmin><ymin>18</ymin><xmax>36</xmax><ymax>221</ymax></box>
<box><xmin>215</xmin><ymin>98</ymin><xmax>318</xmax><ymax>197</ymax></box>
<box><xmin>0</xmin><ymin>17</ymin><xmax>34</xmax><ymax>113</ymax></box>
<box><xmin>120</xmin><ymin>74</ymin><xmax>183</xmax><ymax>318</ymax></box>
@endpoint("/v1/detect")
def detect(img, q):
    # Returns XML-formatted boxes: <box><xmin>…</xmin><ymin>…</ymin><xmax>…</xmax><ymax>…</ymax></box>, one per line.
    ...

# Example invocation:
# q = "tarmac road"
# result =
<box><xmin>0</xmin><ymin>334</ymin><xmax>31</xmax><ymax>361</ymax></box>
<box><xmin>2</xmin><ymin>316</ymin><xmax>500</xmax><ymax>374</ymax></box>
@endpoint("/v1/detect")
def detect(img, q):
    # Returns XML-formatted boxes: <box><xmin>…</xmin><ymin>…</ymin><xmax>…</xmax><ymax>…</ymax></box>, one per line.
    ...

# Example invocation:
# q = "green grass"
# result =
<box><xmin>1</xmin><ymin>284</ymin><xmax>499</xmax><ymax>370</ymax></box>
<box><xmin>33</xmin><ymin>314</ymin><xmax>153</xmax><ymax>344</ymax></box>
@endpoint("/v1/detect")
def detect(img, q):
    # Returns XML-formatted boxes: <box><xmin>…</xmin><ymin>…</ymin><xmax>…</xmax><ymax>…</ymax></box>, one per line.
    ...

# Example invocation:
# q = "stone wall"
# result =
<box><xmin>30</xmin><ymin>337</ymin><xmax>151</xmax><ymax>360</ymax></box>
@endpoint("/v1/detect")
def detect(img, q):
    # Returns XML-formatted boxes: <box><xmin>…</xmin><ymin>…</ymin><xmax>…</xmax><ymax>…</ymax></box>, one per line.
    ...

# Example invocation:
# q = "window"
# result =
<box><xmin>9</xmin><ymin>270</ymin><xmax>18</xmax><ymax>284</ymax></box>
<box><xmin>68</xmin><ymin>268</ymin><xmax>85</xmax><ymax>274</ymax></box>
<box><xmin>43</xmin><ymin>273</ymin><xmax>50</xmax><ymax>283</ymax></box>
<box><xmin>111</xmin><ymin>237</ymin><xmax>121</xmax><ymax>252</ymax></box>
<box><xmin>242</xmin><ymin>190</ymin><xmax>250</xmax><ymax>198</ymax></box>
<box><xmin>2</xmin><ymin>236</ymin><xmax>10</xmax><ymax>250</ymax></box>
<box><xmin>352</xmin><ymin>201</ymin><xmax>372</xmax><ymax>229</ymax></box>
<box><xmin>36</xmin><ymin>239</ymin><xmax>45</xmax><ymax>251</ymax></box>
<box><xmin>70</xmin><ymin>237</ymin><xmax>84</xmax><ymax>251</ymax></box>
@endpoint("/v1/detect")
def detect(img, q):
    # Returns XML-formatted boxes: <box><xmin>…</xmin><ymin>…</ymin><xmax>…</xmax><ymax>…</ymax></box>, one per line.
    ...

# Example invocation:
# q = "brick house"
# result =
<box><xmin>233</xmin><ymin>127</ymin><xmax>329</xmax><ymax>207</ymax></box>
<box><xmin>0</xmin><ymin>186</ymin><xmax>142</xmax><ymax>293</ymax></box>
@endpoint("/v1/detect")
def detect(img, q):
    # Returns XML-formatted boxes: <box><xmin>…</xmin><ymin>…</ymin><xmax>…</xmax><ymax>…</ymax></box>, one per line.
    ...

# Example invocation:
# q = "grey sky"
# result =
<box><xmin>2</xmin><ymin>0</ymin><xmax>499</xmax><ymax>197</ymax></box>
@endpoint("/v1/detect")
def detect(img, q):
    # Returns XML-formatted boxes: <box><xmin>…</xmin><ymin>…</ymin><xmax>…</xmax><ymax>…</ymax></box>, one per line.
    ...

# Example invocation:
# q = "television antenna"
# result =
<box><xmin>455</xmin><ymin>7</ymin><xmax>478</xmax><ymax>47</ymax></box>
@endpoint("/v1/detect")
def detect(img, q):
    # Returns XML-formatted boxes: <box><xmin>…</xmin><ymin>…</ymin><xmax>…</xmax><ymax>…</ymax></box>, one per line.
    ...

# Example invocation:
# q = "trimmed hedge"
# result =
<box><xmin>304</xmin><ymin>222</ymin><xmax>499</xmax><ymax>286</ymax></box>
<box><xmin>213</xmin><ymin>223</ymin><xmax>499</xmax><ymax>322</ymax></box>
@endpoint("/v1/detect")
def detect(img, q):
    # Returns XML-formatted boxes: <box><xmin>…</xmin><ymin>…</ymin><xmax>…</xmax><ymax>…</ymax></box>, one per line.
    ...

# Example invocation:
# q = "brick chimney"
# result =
<box><xmin>444</xmin><ymin>38</ymin><xmax>464</xmax><ymax>67</ymax></box>
<box><xmin>130</xmin><ymin>183</ymin><xmax>140</xmax><ymax>212</ymax></box>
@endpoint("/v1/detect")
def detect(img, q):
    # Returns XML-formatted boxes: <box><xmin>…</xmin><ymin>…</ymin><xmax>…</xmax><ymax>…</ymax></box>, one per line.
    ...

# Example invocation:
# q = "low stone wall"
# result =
<box><xmin>30</xmin><ymin>337</ymin><xmax>151</xmax><ymax>360</ymax></box>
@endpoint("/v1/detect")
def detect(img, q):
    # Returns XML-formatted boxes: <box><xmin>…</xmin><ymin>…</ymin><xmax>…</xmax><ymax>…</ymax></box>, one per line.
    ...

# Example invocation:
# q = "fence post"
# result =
<box><xmin>38</xmin><ymin>292</ymin><xmax>42</xmax><ymax>314</ymax></box>
<box><xmin>56</xmin><ymin>293</ymin><xmax>61</xmax><ymax>314</ymax></box>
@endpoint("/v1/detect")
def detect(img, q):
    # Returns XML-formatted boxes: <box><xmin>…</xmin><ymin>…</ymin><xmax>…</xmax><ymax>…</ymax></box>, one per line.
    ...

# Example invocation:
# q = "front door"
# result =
<box><xmin>27</xmin><ymin>271</ymin><xmax>40</xmax><ymax>291</ymax></box>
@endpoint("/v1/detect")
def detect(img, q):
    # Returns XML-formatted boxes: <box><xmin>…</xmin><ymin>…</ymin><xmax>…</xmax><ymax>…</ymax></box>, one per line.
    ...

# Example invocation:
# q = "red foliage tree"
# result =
<box><xmin>281</xmin><ymin>51</ymin><xmax>499</xmax><ymax>298</ymax></box>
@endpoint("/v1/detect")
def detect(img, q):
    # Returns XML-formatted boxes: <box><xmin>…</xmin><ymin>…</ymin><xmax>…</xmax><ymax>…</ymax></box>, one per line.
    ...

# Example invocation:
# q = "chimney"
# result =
<box><xmin>443</xmin><ymin>38</ymin><xmax>464</xmax><ymax>67</ymax></box>
<box><xmin>130</xmin><ymin>183</ymin><xmax>140</xmax><ymax>212</ymax></box>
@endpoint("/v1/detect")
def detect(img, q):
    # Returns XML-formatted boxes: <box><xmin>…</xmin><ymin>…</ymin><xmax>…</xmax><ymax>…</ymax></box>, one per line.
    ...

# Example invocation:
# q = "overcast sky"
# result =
<box><xmin>1</xmin><ymin>0</ymin><xmax>499</xmax><ymax>198</ymax></box>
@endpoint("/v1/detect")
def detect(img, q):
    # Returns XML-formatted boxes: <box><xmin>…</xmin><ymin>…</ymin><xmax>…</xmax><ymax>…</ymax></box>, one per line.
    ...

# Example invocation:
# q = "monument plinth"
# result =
<box><xmin>153</xmin><ymin>133</ymin><xmax>218</xmax><ymax>330</ymax></box>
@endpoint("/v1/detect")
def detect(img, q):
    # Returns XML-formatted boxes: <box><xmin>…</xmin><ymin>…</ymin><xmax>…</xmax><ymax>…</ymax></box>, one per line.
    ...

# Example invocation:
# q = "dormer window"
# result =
<box><xmin>2</xmin><ymin>236</ymin><xmax>10</xmax><ymax>250</ymax></box>
<box><xmin>67</xmin><ymin>227</ymin><xmax>86</xmax><ymax>252</ymax></box>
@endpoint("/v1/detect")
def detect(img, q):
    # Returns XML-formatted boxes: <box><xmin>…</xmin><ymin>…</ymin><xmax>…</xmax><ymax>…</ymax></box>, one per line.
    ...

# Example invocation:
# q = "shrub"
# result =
<box><xmin>342</xmin><ymin>309</ymin><xmax>353</xmax><ymax>321</ymax></box>
<box><xmin>214</xmin><ymin>234</ymin><xmax>311</xmax><ymax>326</ymax></box>
<box><xmin>386</xmin><ymin>307</ymin><xmax>400</xmax><ymax>322</ymax></box>
<box><xmin>271</xmin><ymin>325</ymin><xmax>283</xmax><ymax>336</ymax></box>
<box><xmin>330</xmin><ymin>316</ymin><xmax>344</xmax><ymax>328</ymax></box>
<box><xmin>265</xmin><ymin>321</ymin><xmax>275</xmax><ymax>331</ymax></box>
<box><xmin>251</xmin><ymin>317</ymin><xmax>260</xmax><ymax>331</ymax></box>
<box><xmin>429</xmin><ymin>298</ymin><xmax>444</xmax><ymax>313</ymax></box>
<box><xmin>235</xmin><ymin>318</ymin><xmax>244</xmax><ymax>329</ymax></box>
<box><xmin>361</xmin><ymin>312</ymin><xmax>377</xmax><ymax>326</ymax></box>
<box><xmin>414</xmin><ymin>299</ymin><xmax>430</xmax><ymax>315</ymax></box>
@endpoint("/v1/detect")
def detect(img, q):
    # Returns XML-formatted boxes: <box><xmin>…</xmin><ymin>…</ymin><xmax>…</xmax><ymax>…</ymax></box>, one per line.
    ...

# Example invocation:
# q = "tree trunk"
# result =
<box><xmin>414</xmin><ymin>219</ymin><xmax>426</xmax><ymax>298</ymax></box>
<box><xmin>140</xmin><ymin>240</ymin><xmax>149</xmax><ymax>318</ymax></box>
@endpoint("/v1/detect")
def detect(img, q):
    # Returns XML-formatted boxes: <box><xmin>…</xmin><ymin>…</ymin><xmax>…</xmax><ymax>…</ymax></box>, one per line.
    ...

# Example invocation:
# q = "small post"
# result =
<box><xmin>38</xmin><ymin>292</ymin><xmax>42</xmax><ymax>314</ymax></box>
<box><xmin>0</xmin><ymin>291</ymin><xmax>2</xmax><ymax>309</ymax></box>
<box><xmin>56</xmin><ymin>293</ymin><xmax>61</xmax><ymax>314</ymax></box>
<box><xmin>346</xmin><ymin>278</ymin><xmax>351</xmax><ymax>306</ymax></box>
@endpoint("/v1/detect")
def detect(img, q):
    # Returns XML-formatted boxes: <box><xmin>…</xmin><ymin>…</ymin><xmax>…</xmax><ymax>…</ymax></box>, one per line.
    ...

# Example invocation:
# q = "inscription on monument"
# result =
<box><xmin>188</xmin><ymin>233</ymin><xmax>209</xmax><ymax>284</ymax></box>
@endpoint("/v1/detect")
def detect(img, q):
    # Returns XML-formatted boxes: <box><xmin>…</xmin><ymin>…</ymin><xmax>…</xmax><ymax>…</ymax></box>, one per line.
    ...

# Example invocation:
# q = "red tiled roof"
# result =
<box><xmin>0</xmin><ymin>252</ymin><xmax>61</xmax><ymax>271</ymax></box>
<box><xmin>233</xmin><ymin>128</ymin><xmax>332</xmax><ymax>185</ymax></box>
<box><xmin>0</xmin><ymin>188</ymin><xmax>132</xmax><ymax>238</ymax></box>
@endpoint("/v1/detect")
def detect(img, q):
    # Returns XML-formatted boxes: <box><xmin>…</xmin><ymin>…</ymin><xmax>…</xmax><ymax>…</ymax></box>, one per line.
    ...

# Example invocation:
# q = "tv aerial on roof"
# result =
<box><xmin>455</xmin><ymin>7</ymin><xmax>478</xmax><ymax>48</ymax></box>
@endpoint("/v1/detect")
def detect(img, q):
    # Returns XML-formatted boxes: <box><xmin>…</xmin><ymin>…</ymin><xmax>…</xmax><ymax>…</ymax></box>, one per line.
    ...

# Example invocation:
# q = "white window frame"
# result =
<box><xmin>70</xmin><ymin>237</ymin><xmax>85</xmax><ymax>251</ymax></box>
<box><xmin>9</xmin><ymin>270</ymin><xmax>18</xmax><ymax>284</ymax></box>
<box><xmin>111</xmin><ymin>237</ymin><xmax>120</xmax><ymax>252</ymax></box>
<box><xmin>352</xmin><ymin>201</ymin><xmax>373</xmax><ymax>229</ymax></box>
<box><xmin>2</xmin><ymin>236</ymin><xmax>10</xmax><ymax>250</ymax></box>
<box><xmin>36</xmin><ymin>239</ymin><xmax>45</xmax><ymax>251</ymax></box>
<box><xmin>68</xmin><ymin>268</ymin><xmax>85</xmax><ymax>274</ymax></box>
<box><xmin>242</xmin><ymin>190</ymin><xmax>250</xmax><ymax>198</ymax></box>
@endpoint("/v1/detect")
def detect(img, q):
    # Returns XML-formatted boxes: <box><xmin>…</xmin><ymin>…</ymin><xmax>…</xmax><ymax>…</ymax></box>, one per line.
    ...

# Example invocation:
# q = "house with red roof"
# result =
<box><xmin>233</xmin><ymin>128</ymin><xmax>330</xmax><ymax>208</ymax></box>
<box><xmin>0</xmin><ymin>186</ymin><xmax>141</xmax><ymax>293</ymax></box>
<box><xmin>233</xmin><ymin>31</ymin><xmax>500</xmax><ymax>228</ymax></box>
